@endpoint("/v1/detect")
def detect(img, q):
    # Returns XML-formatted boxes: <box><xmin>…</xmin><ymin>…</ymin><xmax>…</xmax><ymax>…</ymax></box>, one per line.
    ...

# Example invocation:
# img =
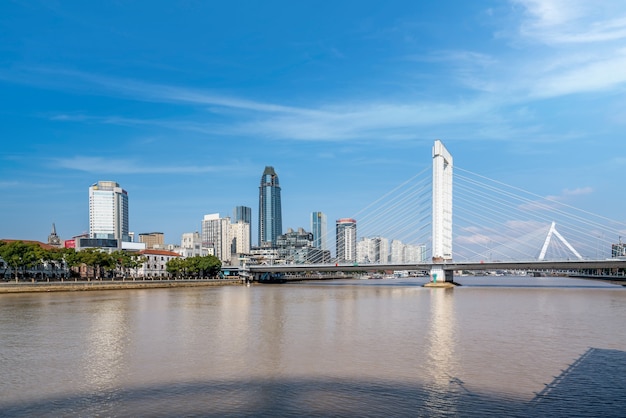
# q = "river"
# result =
<box><xmin>1</xmin><ymin>276</ymin><xmax>625</xmax><ymax>417</ymax></box>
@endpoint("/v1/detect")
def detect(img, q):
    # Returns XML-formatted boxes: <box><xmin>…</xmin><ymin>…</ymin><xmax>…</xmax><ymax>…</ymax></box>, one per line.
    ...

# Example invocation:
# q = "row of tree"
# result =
<box><xmin>0</xmin><ymin>241</ymin><xmax>222</xmax><ymax>281</ymax></box>
<box><xmin>165</xmin><ymin>255</ymin><xmax>222</xmax><ymax>279</ymax></box>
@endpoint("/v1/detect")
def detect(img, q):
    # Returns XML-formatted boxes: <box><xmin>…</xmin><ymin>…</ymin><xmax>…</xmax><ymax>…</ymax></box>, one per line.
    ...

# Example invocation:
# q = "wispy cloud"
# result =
<box><xmin>0</xmin><ymin>181</ymin><xmax>21</xmax><ymax>189</ymax></box>
<box><xmin>51</xmin><ymin>156</ymin><xmax>229</xmax><ymax>174</ymax></box>
<box><xmin>514</xmin><ymin>0</ymin><xmax>626</xmax><ymax>44</ymax></box>
<box><xmin>7</xmin><ymin>0</ymin><xmax>626</xmax><ymax>144</ymax></box>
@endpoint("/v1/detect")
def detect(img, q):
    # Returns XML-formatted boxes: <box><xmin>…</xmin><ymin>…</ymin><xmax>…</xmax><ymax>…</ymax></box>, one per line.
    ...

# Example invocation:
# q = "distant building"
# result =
<box><xmin>249</xmin><ymin>247</ymin><xmax>279</xmax><ymax>265</ymax></box>
<box><xmin>47</xmin><ymin>223</ymin><xmax>62</xmax><ymax>247</ymax></box>
<box><xmin>201</xmin><ymin>214</ymin><xmax>231</xmax><ymax>263</ymax></box>
<box><xmin>258</xmin><ymin>166</ymin><xmax>282</xmax><ymax>247</ymax></box>
<box><xmin>405</xmin><ymin>243</ymin><xmax>427</xmax><ymax>263</ymax></box>
<box><xmin>133</xmin><ymin>249</ymin><xmax>181</xmax><ymax>279</ymax></box>
<box><xmin>390</xmin><ymin>239</ymin><xmax>404</xmax><ymax>264</ymax></box>
<box><xmin>233</xmin><ymin>205</ymin><xmax>252</xmax><ymax>247</ymax></box>
<box><xmin>612</xmin><ymin>242</ymin><xmax>626</xmax><ymax>258</ymax></box>
<box><xmin>390</xmin><ymin>239</ymin><xmax>427</xmax><ymax>263</ymax></box>
<box><xmin>276</xmin><ymin>227</ymin><xmax>314</xmax><ymax>263</ymax></box>
<box><xmin>311</xmin><ymin>211</ymin><xmax>327</xmax><ymax>251</ymax></box>
<box><xmin>230</xmin><ymin>220</ymin><xmax>251</xmax><ymax>256</ymax></box>
<box><xmin>138</xmin><ymin>232</ymin><xmax>164</xmax><ymax>249</ymax></box>
<box><xmin>178</xmin><ymin>232</ymin><xmax>207</xmax><ymax>258</ymax></box>
<box><xmin>336</xmin><ymin>218</ymin><xmax>357</xmax><ymax>262</ymax></box>
<box><xmin>89</xmin><ymin>181</ymin><xmax>130</xmax><ymax>242</ymax></box>
<box><xmin>357</xmin><ymin>236</ymin><xmax>389</xmax><ymax>264</ymax></box>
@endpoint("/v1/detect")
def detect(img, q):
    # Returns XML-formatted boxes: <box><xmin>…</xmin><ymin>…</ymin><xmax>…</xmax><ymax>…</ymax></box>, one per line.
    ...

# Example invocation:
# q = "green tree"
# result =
<box><xmin>184</xmin><ymin>255</ymin><xmax>221</xmax><ymax>279</ymax></box>
<box><xmin>60</xmin><ymin>247</ymin><xmax>81</xmax><ymax>279</ymax></box>
<box><xmin>166</xmin><ymin>257</ymin><xmax>185</xmax><ymax>279</ymax></box>
<box><xmin>77</xmin><ymin>248</ymin><xmax>115</xmax><ymax>280</ymax></box>
<box><xmin>0</xmin><ymin>241</ymin><xmax>40</xmax><ymax>282</ymax></box>
<box><xmin>197</xmin><ymin>254</ymin><xmax>221</xmax><ymax>279</ymax></box>
<box><xmin>111</xmin><ymin>250</ymin><xmax>146</xmax><ymax>279</ymax></box>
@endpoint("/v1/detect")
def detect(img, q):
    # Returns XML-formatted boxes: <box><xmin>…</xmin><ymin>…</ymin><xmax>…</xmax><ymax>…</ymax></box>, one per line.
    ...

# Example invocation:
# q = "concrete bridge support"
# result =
<box><xmin>425</xmin><ymin>264</ymin><xmax>456</xmax><ymax>287</ymax></box>
<box><xmin>429</xmin><ymin>140</ymin><xmax>456</xmax><ymax>287</ymax></box>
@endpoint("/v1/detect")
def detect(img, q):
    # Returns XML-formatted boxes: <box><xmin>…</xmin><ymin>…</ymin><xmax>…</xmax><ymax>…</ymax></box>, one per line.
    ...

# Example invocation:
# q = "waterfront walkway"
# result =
<box><xmin>0</xmin><ymin>279</ymin><xmax>242</xmax><ymax>293</ymax></box>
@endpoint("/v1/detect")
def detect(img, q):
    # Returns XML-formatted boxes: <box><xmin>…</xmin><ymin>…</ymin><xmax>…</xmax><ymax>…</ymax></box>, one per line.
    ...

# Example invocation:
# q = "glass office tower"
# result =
<box><xmin>258</xmin><ymin>166</ymin><xmax>282</xmax><ymax>247</ymax></box>
<box><xmin>311</xmin><ymin>211</ymin><xmax>327</xmax><ymax>250</ymax></box>
<box><xmin>89</xmin><ymin>181</ymin><xmax>130</xmax><ymax>242</ymax></box>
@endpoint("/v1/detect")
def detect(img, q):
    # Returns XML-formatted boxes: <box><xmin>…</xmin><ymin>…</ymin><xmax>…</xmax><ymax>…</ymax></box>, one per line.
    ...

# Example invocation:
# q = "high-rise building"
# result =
<box><xmin>390</xmin><ymin>239</ymin><xmax>405</xmax><ymax>264</ymax></box>
<box><xmin>356</xmin><ymin>236</ymin><xmax>389</xmax><ymax>264</ymax></box>
<box><xmin>258</xmin><ymin>166</ymin><xmax>282</xmax><ymax>247</ymax></box>
<box><xmin>233</xmin><ymin>206</ymin><xmax>252</xmax><ymax>224</ymax></box>
<box><xmin>233</xmin><ymin>206</ymin><xmax>252</xmax><ymax>247</ymax></box>
<box><xmin>311</xmin><ymin>211</ymin><xmax>327</xmax><ymax>251</ymax></box>
<box><xmin>336</xmin><ymin>218</ymin><xmax>357</xmax><ymax>262</ymax></box>
<box><xmin>89</xmin><ymin>181</ymin><xmax>130</xmax><ymax>242</ymax></box>
<box><xmin>201</xmin><ymin>214</ymin><xmax>232</xmax><ymax>263</ymax></box>
<box><xmin>230</xmin><ymin>221</ymin><xmax>251</xmax><ymax>255</ymax></box>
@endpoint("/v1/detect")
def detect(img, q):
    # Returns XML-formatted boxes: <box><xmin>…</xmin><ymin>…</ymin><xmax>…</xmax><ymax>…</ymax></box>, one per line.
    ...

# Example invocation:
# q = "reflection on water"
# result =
<box><xmin>83</xmin><ymin>298</ymin><xmax>128</xmax><ymax>389</ymax></box>
<box><xmin>0</xmin><ymin>276</ymin><xmax>625</xmax><ymax>417</ymax></box>
<box><xmin>424</xmin><ymin>288</ymin><xmax>459</xmax><ymax>415</ymax></box>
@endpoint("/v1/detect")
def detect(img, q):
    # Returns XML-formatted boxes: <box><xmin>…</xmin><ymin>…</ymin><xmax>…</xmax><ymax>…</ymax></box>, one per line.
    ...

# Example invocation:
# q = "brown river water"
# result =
<box><xmin>1</xmin><ymin>276</ymin><xmax>625</xmax><ymax>417</ymax></box>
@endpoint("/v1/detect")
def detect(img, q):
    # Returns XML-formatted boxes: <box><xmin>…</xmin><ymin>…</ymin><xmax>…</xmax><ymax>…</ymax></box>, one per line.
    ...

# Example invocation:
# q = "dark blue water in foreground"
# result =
<box><xmin>1</xmin><ymin>276</ymin><xmax>625</xmax><ymax>417</ymax></box>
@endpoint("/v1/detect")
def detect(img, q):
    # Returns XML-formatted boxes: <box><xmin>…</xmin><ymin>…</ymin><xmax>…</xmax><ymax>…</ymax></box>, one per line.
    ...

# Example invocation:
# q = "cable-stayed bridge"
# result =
<box><xmin>249</xmin><ymin>140</ymin><xmax>626</xmax><ymax>284</ymax></box>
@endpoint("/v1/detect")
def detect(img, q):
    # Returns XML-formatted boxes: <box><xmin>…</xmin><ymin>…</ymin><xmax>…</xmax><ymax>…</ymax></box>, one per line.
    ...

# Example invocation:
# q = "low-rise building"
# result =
<box><xmin>133</xmin><ymin>249</ymin><xmax>181</xmax><ymax>279</ymax></box>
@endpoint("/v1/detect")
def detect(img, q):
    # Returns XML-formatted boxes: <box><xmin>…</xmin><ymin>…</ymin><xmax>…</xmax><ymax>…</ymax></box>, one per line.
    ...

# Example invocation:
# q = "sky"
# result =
<box><xmin>2</xmin><ymin>0</ymin><xmax>626</xmax><ymax>248</ymax></box>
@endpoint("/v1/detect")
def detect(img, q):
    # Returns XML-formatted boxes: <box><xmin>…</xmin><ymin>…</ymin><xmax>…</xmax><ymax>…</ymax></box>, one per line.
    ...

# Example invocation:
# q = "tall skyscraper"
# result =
<box><xmin>258</xmin><ymin>166</ymin><xmax>282</xmax><ymax>247</ymax></box>
<box><xmin>311</xmin><ymin>211</ymin><xmax>327</xmax><ymax>250</ymax></box>
<box><xmin>234</xmin><ymin>205</ymin><xmax>252</xmax><ymax>247</ymax></box>
<box><xmin>89</xmin><ymin>181</ymin><xmax>130</xmax><ymax>242</ymax></box>
<box><xmin>336</xmin><ymin>218</ymin><xmax>357</xmax><ymax>262</ymax></box>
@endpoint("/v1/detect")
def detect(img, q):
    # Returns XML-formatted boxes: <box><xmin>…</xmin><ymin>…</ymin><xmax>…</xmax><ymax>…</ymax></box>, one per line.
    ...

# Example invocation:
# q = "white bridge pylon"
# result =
<box><xmin>538</xmin><ymin>221</ymin><xmax>583</xmax><ymax>261</ymax></box>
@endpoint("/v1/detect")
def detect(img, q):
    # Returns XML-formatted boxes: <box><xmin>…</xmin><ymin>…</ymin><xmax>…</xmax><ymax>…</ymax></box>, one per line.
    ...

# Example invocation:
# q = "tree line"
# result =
<box><xmin>0</xmin><ymin>241</ymin><xmax>222</xmax><ymax>282</ymax></box>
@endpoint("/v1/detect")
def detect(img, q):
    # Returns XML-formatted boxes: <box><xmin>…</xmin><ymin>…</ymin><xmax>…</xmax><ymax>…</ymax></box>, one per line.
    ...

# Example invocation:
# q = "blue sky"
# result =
<box><xmin>2</xmin><ymin>0</ymin><xmax>626</xmax><ymax>247</ymax></box>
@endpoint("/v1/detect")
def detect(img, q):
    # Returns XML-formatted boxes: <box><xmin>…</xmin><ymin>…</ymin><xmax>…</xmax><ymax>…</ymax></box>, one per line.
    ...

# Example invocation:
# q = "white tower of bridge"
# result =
<box><xmin>432</xmin><ymin>139</ymin><xmax>453</xmax><ymax>263</ymax></box>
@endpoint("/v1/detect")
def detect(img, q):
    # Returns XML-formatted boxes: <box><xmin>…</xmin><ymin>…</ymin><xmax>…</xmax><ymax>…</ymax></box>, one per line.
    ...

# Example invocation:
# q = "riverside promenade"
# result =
<box><xmin>0</xmin><ymin>279</ymin><xmax>242</xmax><ymax>293</ymax></box>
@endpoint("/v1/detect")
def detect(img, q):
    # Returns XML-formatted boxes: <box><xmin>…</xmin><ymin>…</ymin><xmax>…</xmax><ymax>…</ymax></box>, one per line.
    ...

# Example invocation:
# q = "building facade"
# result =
<box><xmin>178</xmin><ymin>232</ymin><xmax>208</xmax><ymax>258</ymax></box>
<box><xmin>230</xmin><ymin>220</ymin><xmax>251</xmax><ymax>256</ymax></box>
<box><xmin>133</xmin><ymin>249</ymin><xmax>181</xmax><ymax>279</ymax></box>
<box><xmin>311</xmin><ymin>211</ymin><xmax>327</xmax><ymax>251</ymax></box>
<box><xmin>138</xmin><ymin>232</ymin><xmax>164</xmax><ymax>249</ymax></box>
<box><xmin>390</xmin><ymin>239</ymin><xmax>427</xmax><ymax>263</ymax></box>
<box><xmin>356</xmin><ymin>236</ymin><xmax>389</xmax><ymax>264</ymax></box>
<box><xmin>201</xmin><ymin>214</ymin><xmax>232</xmax><ymax>263</ymax></box>
<box><xmin>89</xmin><ymin>181</ymin><xmax>130</xmax><ymax>242</ymax></box>
<box><xmin>258</xmin><ymin>166</ymin><xmax>282</xmax><ymax>247</ymax></box>
<box><xmin>275</xmin><ymin>227</ymin><xmax>314</xmax><ymax>263</ymax></box>
<box><xmin>233</xmin><ymin>205</ymin><xmax>252</xmax><ymax>249</ymax></box>
<box><xmin>336</xmin><ymin>218</ymin><xmax>357</xmax><ymax>262</ymax></box>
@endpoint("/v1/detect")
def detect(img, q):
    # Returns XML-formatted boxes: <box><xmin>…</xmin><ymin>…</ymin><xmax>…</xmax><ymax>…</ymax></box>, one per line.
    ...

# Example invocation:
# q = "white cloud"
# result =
<box><xmin>513</xmin><ymin>0</ymin><xmax>626</xmax><ymax>44</ymax></box>
<box><xmin>530</xmin><ymin>52</ymin><xmax>626</xmax><ymax>98</ymax></box>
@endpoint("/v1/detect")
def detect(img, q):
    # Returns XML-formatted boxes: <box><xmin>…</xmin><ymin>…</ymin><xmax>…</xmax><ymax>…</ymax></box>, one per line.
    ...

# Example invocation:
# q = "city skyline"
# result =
<box><xmin>2</xmin><ymin>1</ymin><xmax>626</xmax><ymax>244</ymax></box>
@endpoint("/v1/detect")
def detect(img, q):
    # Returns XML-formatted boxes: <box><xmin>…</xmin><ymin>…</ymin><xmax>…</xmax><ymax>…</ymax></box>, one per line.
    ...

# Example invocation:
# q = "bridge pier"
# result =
<box><xmin>424</xmin><ymin>264</ymin><xmax>456</xmax><ymax>288</ymax></box>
